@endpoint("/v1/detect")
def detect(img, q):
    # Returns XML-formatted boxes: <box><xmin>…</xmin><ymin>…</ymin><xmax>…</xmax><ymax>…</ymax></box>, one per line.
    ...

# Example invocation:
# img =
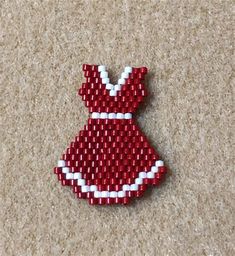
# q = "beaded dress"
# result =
<box><xmin>54</xmin><ymin>65</ymin><xmax>167</xmax><ymax>205</ymax></box>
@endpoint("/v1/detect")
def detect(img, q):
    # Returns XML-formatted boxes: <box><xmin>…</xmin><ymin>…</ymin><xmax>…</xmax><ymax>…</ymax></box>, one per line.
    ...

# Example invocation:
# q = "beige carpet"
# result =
<box><xmin>1</xmin><ymin>0</ymin><xmax>234</xmax><ymax>255</ymax></box>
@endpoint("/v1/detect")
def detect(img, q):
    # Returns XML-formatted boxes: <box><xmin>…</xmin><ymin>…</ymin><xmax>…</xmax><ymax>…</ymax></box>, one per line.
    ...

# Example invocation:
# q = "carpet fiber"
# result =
<box><xmin>1</xmin><ymin>0</ymin><xmax>234</xmax><ymax>255</ymax></box>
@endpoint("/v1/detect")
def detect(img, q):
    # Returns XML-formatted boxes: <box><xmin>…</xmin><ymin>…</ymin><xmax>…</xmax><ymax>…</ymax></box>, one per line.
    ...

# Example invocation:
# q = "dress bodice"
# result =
<box><xmin>78</xmin><ymin>64</ymin><xmax>148</xmax><ymax>113</ymax></box>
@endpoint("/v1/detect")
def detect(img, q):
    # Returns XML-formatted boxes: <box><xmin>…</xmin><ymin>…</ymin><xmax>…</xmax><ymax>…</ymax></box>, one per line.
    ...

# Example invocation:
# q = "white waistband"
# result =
<box><xmin>91</xmin><ymin>112</ymin><xmax>132</xmax><ymax>119</ymax></box>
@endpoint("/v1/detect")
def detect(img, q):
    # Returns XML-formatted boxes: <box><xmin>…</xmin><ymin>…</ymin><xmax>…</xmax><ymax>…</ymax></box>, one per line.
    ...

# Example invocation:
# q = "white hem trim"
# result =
<box><xmin>57</xmin><ymin>160</ymin><xmax>164</xmax><ymax>198</ymax></box>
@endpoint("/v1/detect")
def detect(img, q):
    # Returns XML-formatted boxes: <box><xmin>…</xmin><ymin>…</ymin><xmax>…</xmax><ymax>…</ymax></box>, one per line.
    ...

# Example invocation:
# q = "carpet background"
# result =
<box><xmin>1</xmin><ymin>0</ymin><xmax>234</xmax><ymax>255</ymax></box>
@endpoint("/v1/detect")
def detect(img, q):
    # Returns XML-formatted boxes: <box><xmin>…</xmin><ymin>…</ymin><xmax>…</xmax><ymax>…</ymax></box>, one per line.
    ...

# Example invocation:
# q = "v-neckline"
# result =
<box><xmin>98</xmin><ymin>65</ymin><xmax>133</xmax><ymax>97</ymax></box>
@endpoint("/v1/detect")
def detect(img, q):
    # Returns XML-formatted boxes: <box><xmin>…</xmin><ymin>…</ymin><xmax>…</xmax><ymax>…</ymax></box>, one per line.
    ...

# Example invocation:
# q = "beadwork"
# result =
<box><xmin>54</xmin><ymin>64</ymin><xmax>167</xmax><ymax>205</ymax></box>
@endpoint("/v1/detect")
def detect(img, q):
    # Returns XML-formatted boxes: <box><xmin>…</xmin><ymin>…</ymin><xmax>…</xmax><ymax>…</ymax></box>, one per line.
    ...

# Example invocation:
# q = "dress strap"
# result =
<box><xmin>82</xmin><ymin>64</ymin><xmax>99</xmax><ymax>79</ymax></box>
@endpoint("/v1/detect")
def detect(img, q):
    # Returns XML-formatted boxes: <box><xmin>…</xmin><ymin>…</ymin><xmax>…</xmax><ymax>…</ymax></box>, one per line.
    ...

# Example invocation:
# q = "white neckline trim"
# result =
<box><xmin>57</xmin><ymin>160</ymin><xmax>165</xmax><ymax>199</ymax></box>
<box><xmin>98</xmin><ymin>65</ymin><xmax>132</xmax><ymax>97</ymax></box>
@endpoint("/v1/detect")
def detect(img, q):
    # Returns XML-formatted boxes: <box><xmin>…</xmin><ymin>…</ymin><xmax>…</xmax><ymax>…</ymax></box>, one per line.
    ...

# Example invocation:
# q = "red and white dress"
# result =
<box><xmin>54</xmin><ymin>64</ymin><xmax>167</xmax><ymax>205</ymax></box>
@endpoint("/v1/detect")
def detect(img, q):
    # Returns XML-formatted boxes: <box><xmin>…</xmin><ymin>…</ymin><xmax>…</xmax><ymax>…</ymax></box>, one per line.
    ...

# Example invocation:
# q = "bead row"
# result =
<box><xmin>56</xmin><ymin>159</ymin><xmax>165</xmax><ymax>198</ymax></box>
<box><xmin>91</xmin><ymin>112</ymin><xmax>132</xmax><ymax>119</ymax></box>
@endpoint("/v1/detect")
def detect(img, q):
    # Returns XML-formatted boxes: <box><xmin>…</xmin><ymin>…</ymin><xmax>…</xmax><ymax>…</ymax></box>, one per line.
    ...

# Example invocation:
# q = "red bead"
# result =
<box><xmin>54</xmin><ymin>167</ymin><xmax>61</xmax><ymax>174</ymax></box>
<box><xmin>82</xmin><ymin>64</ymin><xmax>91</xmax><ymax>71</ymax></box>
<box><xmin>98</xmin><ymin>198</ymin><xmax>106</xmax><ymax>205</ymax></box>
<box><xmin>61</xmin><ymin>179</ymin><xmax>70</xmax><ymax>186</ymax></box>
<box><xmin>123</xmin><ymin>197</ymin><xmax>130</xmax><ymax>204</ymax></box>
<box><xmin>73</xmin><ymin>186</ymin><xmax>80</xmax><ymax>193</ymax></box>
<box><xmin>159</xmin><ymin>166</ymin><xmax>167</xmax><ymax>174</ymax></box>
<box><xmin>133</xmin><ymin>68</ymin><xmax>139</xmax><ymax>74</ymax></box>
<box><xmin>89</xmin><ymin>198</ymin><xmax>98</xmax><ymax>205</ymax></box>
<box><xmin>140</xmin><ymin>67</ymin><xmax>148</xmax><ymax>74</ymax></box>
<box><xmin>106</xmin><ymin>198</ymin><xmax>114</xmax><ymax>205</ymax></box>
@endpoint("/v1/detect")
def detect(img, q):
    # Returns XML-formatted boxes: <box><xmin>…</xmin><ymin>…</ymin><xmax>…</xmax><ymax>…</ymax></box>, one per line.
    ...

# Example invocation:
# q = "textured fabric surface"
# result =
<box><xmin>1</xmin><ymin>0</ymin><xmax>234</xmax><ymax>255</ymax></box>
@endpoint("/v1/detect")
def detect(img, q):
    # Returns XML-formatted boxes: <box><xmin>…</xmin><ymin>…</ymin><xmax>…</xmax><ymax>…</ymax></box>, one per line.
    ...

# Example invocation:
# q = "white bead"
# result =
<box><xmin>110</xmin><ymin>191</ymin><xmax>117</xmax><ymax>198</ymax></box>
<box><xmin>98</xmin><ymin>65</ymin><xmax>106</xmax><ymax>72</ymax></box>
<box><xmin>155</xmin><ymin>160</ymin><xmax>164</xmax><ymax>167</ymax></box>
<box><xmin>108</xmin><ymin>113</ymin><xmax>116</xmax><ymax>119</ymax></box>
<box><xmin>122</xmin><ymin>184</ymin><xmax>130</xmax><ymax>191</ymax></box>
<box><xmin>94</xmin><ymin>191</ymin><xmax>101</xmax><ymax>198</ymax></box>
<box><xmin>66</xmin><ymin>173</ymin><xmax>74</xmax><ymax>179</ymax></box>
<box><xmin>124</xmin><ymin>66</ymin><xmax>132</xmax><ymax>73</ymax></box>
<box><xmin>147</xmin><ymin>172</ymin><xmax>155</xmax><ymax>179</ymax></box>
<box><xmin>102</xmin><ymin>78</ymin><xmax>110</xmax><ymax>84</ymax></box>
<box><xmin>90</xmin><ymin>185</ymin><xmax>97</xmax><ymax>192</ymax></box>
<box><xmin>101</xmin><ymin>191</ymin><xmax>109</xmax><ymax>198</ymax></box>
<box><xmin>139</xmin><ymin>172</ymin><xmax>147</xmax><ymax>178</ymax></box>
<box><xmin>135</xmin><ymin>178</ymin><xmax>143</xmax><ymax>185</ymax></box>
<box><xmin>100</xmin><ymin>71</ymin><xmax>108</xmax><ymax>78</ymax></box>
<box><xmin>130</xmin><ymin>184</ymin><xmax>138</xmax><ymax>191</ymax></box>
<box><xmin>58</xmin><ymin>160</ymin><xmax>65</xmax><ymax>167</ymax></box>
<box><xmin>118</xmin><ymin>191</ymin><xmax>125</xmax><ymax>198</ymax></box>
<box><xmin>62</xmin><ymin>167</ymin><xmax>70</xmax><ymax>173</ymax></box>
<box><xmin>124</xmin><ymin>113</ymin><xmax>132</xmax><ymax>119</ymax></box>
<box><xmin>106</xmin><ymin>83</ymin><xmax>114</xmax><ymax>90</ymax></box>
<box><xmin>81</xmin><ymin>185</ymin><xmax>90</xmax><ymax>193</ymax></box>
<box><xmin>77</xmin><ymin>179</ymin><xmax>85</xmax><ymax>186</ymax></box>
<box><xmin>151</xmin><ymin>166</ymin><xmax>158</xmax><ymax>173</ymax></box>
<box><xmin>116</xmin><ymin>113</ymin><xmax>124</xmax><ymax>119</ymax></box>
<box><xmin>91</xmin><ymin>112</ymin><xmax>100</xmax><ymax>119</ymax></box>
<box><xmin>100</xmin><ymin>112</ymin><xmax>108</xmax><ymax>119</ymax></box>
<box><xmin>74</xmin><ymin>172</ymin><xmax>82</xmax><ymax>179</ymax></box>
<box><xmin>118</xmin><ymin>78</ymin><xmax>125</xmax><ymax>85</ymax></box>
<box><xmin>121</xmin><ymin>72</ymin><xmax>129</xmax><ymax>79</ymax></box>
<box><xmin>114</xmin><ymin>84</ymin><xmax>121</xmax><ymax>91</ymax></box>
<box><xmin>110</xmin><ymin>90</ymin><xmax>117</xmax><ymax>96</ymax></box>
